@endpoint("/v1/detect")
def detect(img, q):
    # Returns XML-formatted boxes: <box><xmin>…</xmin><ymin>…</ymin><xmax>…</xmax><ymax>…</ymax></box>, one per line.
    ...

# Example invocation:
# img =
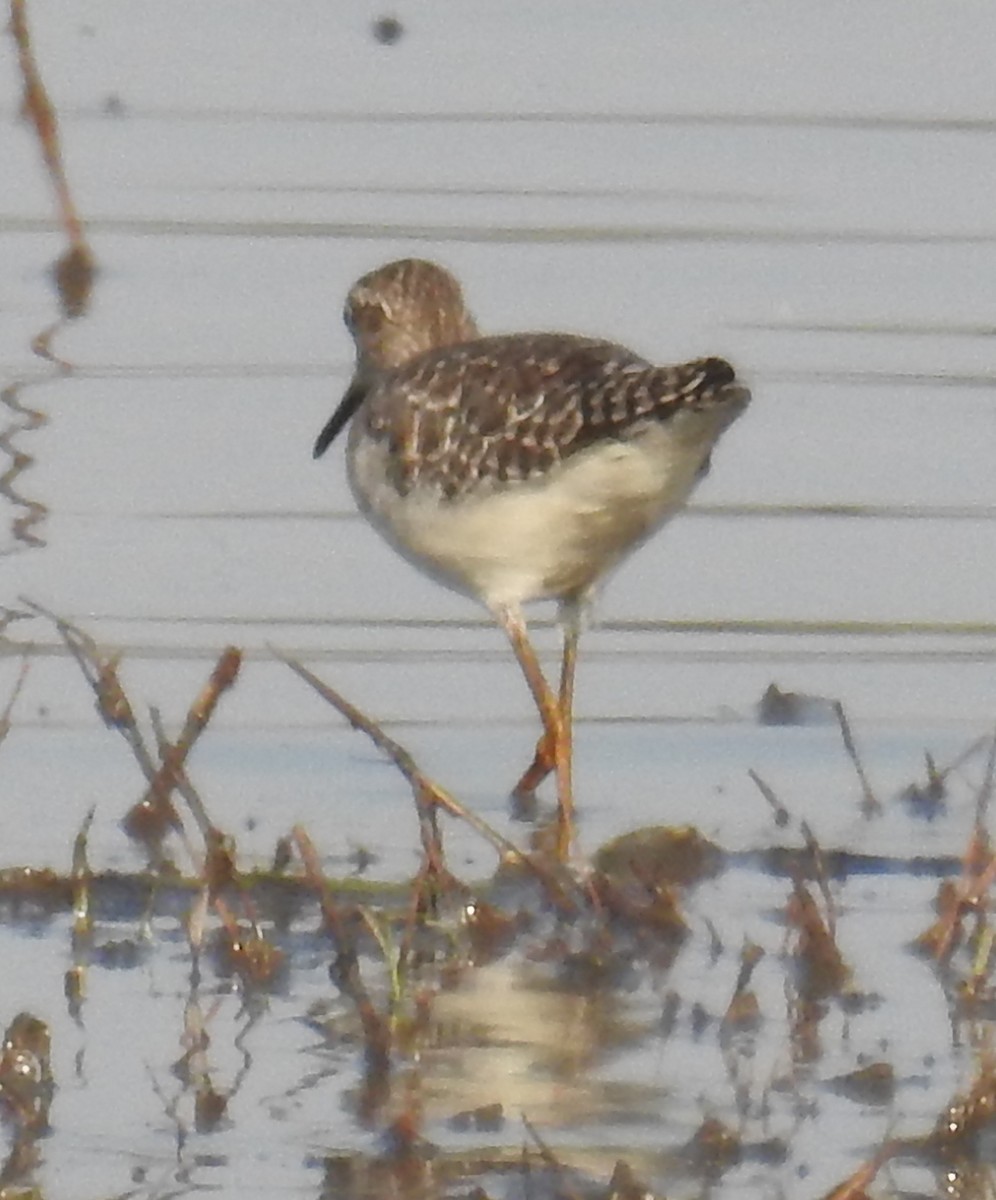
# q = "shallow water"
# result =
<box><xmin>2</xmin><ymin>3</ymin><xmax>996</xmax><ymax>1197</ymax></box>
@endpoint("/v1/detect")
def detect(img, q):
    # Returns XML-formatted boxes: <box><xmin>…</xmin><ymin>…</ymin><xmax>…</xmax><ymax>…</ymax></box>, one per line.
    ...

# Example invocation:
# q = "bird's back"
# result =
<box><xmin>352</xmin><ymin>332</ymin><xmax>748</xmax><ymax>503</ymax></box>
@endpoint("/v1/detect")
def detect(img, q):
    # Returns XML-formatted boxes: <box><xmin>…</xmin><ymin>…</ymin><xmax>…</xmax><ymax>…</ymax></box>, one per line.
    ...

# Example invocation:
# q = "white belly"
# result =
<box><xmin>347</xmin><ymin>423</ymin><xmax>709</xmax><ymax>608</ymax></box>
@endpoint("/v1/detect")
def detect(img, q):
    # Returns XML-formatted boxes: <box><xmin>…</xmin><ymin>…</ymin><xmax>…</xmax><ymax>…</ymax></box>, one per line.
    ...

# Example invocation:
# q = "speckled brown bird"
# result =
<box><xmin>314</xmin><ymin>258</ymin><xmax>751</xmax><ymax>859</ymax></box>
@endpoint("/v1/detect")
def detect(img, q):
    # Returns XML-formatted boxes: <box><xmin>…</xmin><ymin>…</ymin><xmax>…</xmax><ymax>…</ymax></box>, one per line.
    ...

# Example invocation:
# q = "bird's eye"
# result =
<box><xmin>345</xmin><ymin>300</ymin><xmax>390</xmax><ymax>334</ymax></box>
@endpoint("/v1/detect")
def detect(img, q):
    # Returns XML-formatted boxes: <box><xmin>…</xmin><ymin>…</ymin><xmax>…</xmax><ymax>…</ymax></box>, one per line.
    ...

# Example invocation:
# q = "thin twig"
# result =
<box><xmin>0</xmin><ymin>657</ymin><xmax>29</xmax><ymax>751</ymax></box>
<box><xmin>277</xmin><ymin>647</ymin><xmax>585</xmax><ymax>913</ymax></box>
<box><xmin>800</xmin><ymin>820</ymin><xmax>837</xmax><ymax>940</ymax></box>
<box><xmin>823</xmin><ymin>1140</ymin><xmax>896</xmax><ymax>1200</ymax></box>
<box><xmin>23</xmin><ymin>599</ymin><xmax>160</xmax><ymax>780</ymax></box>
<box><xmin>833</xmin><ymin>701</ymin><xmax>881</xmax><ymax>816</ymax></box>
<box><xmin>293</xmin><ymin>826</ymin><xmax>392</xmax><ymax>1081</ymax></box>
<box><xmin>973</xmin><ymin>725</ymin><xmax>996</xmax><ymax>826</ymax></box>
<box><xmin>747</xmin><ymin>768</ymin><xmax>790</xmax><ymax>827</ymax></box>
<box><xmin>275</xmin><ymin>647</ymin><xmax>529</xmax><ymax>865</ymax></box>
<box><xmin>149</xmin><ymin>706</ymin><xmax>214</xmax><ymax>840</ymax></box>
<box><xmin>139</xmin><ymin>647</ymin><xmax>241</xmax><ymax>818</ymax></box>
<box><xmin>9</xmin><ymin>0</ymin><xmax>96</xmax><ymax>330</ymax></box>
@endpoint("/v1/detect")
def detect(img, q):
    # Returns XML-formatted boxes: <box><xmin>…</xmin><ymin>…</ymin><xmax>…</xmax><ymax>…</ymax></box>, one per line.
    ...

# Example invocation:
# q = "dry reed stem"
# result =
<box><xmin>138</xmin><ymin>648</ymin><xmax>241</xmax><ymax>831</ymax></box>
<box><xmin>974</xmin><ymin>727</ymin><xmax>996</xmax><ymax>825</ymax></box>
<box><xmin>69</xmin><ymin>806</ymin><xmax>94</xmax><ymax>937</ymax></box>
<box><xmin>66</xmin><ymin>806</ymin><xmax>95</xmax><ymax>1016</ymax></box>
<box><xmin>521</xmin><ymin>1114</ymin><xmax>563</xmax><ymax>1169</ymax></box>
<box><xmin>149</xmin><ymin>707</ymin><xmax>212</xmax><ymax>837</ymax></box>
<box><xmin>292</xmin><ymin>826</ymin><xmax>392</xmax><ymax>1086</ymax></box>
<box><xmin>23</xmin><ymin>602</ymin><xmax>234</xmax><ymax>865</ymax></box>
<box><xmin>293</xmin><ymin>826</ymin><xmax>352</xmax><ymax>949</ymax></box>
<box><xmin>275</xmin><ymin>648</ymin><xmax>529</xmax><ymax>866</ymax></box>
<box><xmin>821</xmin><ymin>1140</ymin><xmax>895</xmax><ymax>1200</ymax></box>
<box><xmin>722</xmin><ymin>939</ymin><xmax>764</xmax><ymax>1032</ymax></box>
<box><xmin>178</xmin><ymin>996</ymin><xmax>228</xmax><ymax>1133</ymax></box>
<box><xmin>9</xmin><ymin>0</ymin><xmax>96</xmax><ymax>331</ymax></box>
<box><xmin>24</xmin><ymin>600</ymin><xmax>160</xmax><ymax>777</ymax></box>
<box><xmin>521</xmin><ymin>1116</ymin><xmax>585</xmax><ymax>1200</ymax></box>
<box><xmin>945</xmin><ymin>732</ymin><xmax>992</xmax><ymax>782</ymax></box>
<box><xmin>279</xmin><ymin>649</ymin><xmax>585</xmax><ymax>913</ymax></box>
<box><xmin>913</xmin><ymin>736</ymin><xmax>996</xmax><ymax>962</ymax></box>
<box><xmin>9</xmin><ymin>0</ymin><xmax>84</xmax><ymax>243</ymax></box>
<box><xmin>800</xmin><ymin>820</ymin><xmax>838</xmax><ymax>940</ymax></box>
<box><xmin>918</xmin><ymin>795</ymin><xmax>996</xmax><ymax>962</ymax></box>
<box><xmin>395</xmin><ymin>860</ymin><xmax>464</xmax><ymax>985</ymax></box>
<box><xmin>787</xmin><ymin>873</ymin><xmax>851</xmax><ymax>1001</ymax></box>
<box><xmin>833</xmin><ymin>702</ymin><xmax>881</xmax><ymax>816</ymax></box>
<box><xmin>0</xmin><ymin>658</ymin><xmax>29</xmax><ymax>751</ymax></box>
<box><xmin>747</xmin><ymin>768</ymin><xmax>790</xmax><ymax>826</ymax></box>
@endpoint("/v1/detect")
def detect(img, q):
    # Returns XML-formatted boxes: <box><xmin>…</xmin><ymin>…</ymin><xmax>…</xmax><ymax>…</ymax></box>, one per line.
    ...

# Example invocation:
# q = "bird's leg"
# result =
<box><xmin>512</xmin><ymin>607</ymin><xmax>580</xmax><ymax>800</ymax></box>
<box><xmin>550</xmin><ymin>612</ymin><xmax>578</xmax><ymax>861</ymax></box>
<box><xmin>493</xmin><ymin>602</ymin><xmax>574</xmax><ymax>860</ymax></box>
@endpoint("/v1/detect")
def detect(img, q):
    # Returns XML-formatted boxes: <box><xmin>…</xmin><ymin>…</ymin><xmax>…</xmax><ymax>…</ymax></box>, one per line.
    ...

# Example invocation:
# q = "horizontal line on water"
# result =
<box><xmin>8</xmin><ymin>614</ymin><xmax>996</xmax><ymax>640</ymax></box>
<box><xmin>738</xmin><ymin>319</ymin><xmax>996</xmax><ymax>338</ymax></box>
<box><xmin>6</xmin><ymin>105</ymin><xmax>994</xmax><ymax>133</ymax></box>
<box><xmin>37</xmin><ymin>363</ymin><xmax>996</xmax><ymax>389</ymax></box>
<box><xmin>224</xmin><ymin>181</ymin><xmax>780</xmax><ymax>206</ymax></box>
<box><xmin>4</xmin><ymin>641</ymin><xmax>996</xmax><ymax>668</ymax></box>
<box><xmin>6</xmin><ymin>713</ymin><xmax>987</xmax><ymax>741</ymax></box>
<box><xmin>98</xmin><ymin>503</ymin><xmax>996</xmax><ymax>523</ymax></box>
<box><xmin>2</xmin><ymin>214</ymin><xmax>995</xmax><ymax>246</ymax></box>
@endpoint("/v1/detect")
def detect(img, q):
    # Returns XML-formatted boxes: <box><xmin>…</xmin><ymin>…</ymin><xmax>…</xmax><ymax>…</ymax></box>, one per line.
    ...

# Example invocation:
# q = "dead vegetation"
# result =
<box><xmin>0</xmin><ymin>613</ymin><xmax>995</xmax><ymax>1199</ymax></box>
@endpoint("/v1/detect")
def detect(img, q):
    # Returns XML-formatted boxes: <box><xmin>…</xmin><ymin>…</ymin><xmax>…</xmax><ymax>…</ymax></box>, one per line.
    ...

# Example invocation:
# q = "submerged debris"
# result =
<box><xmin>757</xmin><ymin>682</ymin><xmax>837</xmax><ymax>726</ymax></box>
<box><xmin>371</xmin><ymin>14</ymin><xmax>404</xmax><ymax>44</ymax></box>
<box><xmin>593</xmin><ymin>824</ymin><xmax>722</xmax><ymax>890</ymax></box>
<box><xmin>0</xmin><ymin>1013</ymin><xmax>52</xmax><ymax>1134</ymax></box>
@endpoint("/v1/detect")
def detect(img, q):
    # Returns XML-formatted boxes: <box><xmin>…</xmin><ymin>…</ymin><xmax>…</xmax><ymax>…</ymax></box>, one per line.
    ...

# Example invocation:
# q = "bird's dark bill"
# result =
<box><xmin>314</xmin><ymin>380</ymin><xmax>366</xmax><ymax>459</ymax></box>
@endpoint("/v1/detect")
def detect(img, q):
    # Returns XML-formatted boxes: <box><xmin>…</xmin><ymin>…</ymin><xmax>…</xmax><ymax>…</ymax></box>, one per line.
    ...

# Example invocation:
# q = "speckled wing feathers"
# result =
<box><xmin>358</xmin><ymin>334</ymin><xmax>740</xmax><ymax>500</ymax></box>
